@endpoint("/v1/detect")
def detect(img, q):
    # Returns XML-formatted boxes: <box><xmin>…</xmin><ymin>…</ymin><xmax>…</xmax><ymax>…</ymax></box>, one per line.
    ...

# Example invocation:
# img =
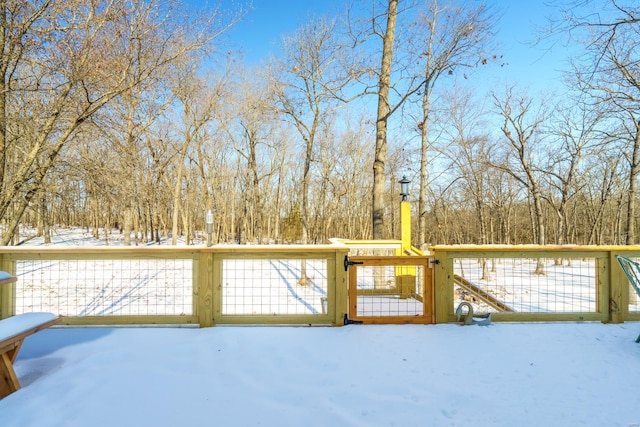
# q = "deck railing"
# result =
<box><xmin>430</xmin><ymin>245</ymin><xmax>640</xmax><ymax>324</ymax></box>
<box><xmin>0</xmin><ymin>246</ymin><xmax>349</xmax><ymax>327</ymax></box>
<box><xmin>1</xmin><ymin>244</ymin><xmax>638</xmax><ymax>326</ymax></box>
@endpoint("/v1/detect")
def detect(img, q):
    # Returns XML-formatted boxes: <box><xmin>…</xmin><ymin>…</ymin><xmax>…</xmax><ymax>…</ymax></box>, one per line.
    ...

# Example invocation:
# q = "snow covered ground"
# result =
<box><xmin>2</xmin><ymin>322</ymin><xmax>640</xmax><ymax>427</ymax></box>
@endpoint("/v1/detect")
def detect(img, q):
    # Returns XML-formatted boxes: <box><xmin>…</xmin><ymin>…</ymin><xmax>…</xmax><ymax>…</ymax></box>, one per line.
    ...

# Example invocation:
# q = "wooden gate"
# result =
<box><xmin>345</xmin><ymin>255</ymin><xmax>434</xmax><ymax>324</ymax></box>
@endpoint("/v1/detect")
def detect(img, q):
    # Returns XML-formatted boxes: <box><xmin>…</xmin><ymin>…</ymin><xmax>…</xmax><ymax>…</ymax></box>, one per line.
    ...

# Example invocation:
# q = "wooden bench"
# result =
<box><xmin>0</xmin><ymin>271</ymin><xmax>61</xmax><ymax>398</ymax></box>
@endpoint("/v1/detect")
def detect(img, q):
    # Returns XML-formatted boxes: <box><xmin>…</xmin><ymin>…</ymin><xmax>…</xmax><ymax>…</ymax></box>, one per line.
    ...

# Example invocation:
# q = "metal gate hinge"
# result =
<box><xmin>344</xmin><ymin>255</ymin><xmax>364</xmax><ymax>271</ymax></box>
<box><xmin>343</xmin><ymin>313</ymin><xmax>363</xmax><ymax>325</ymax></box>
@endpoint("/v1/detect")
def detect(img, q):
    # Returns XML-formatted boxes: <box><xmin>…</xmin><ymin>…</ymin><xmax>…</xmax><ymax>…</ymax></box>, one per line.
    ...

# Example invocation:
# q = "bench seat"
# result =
<box><xmin>0</xmin><ymin>312</ymin><xmax>61</xmax><ymax>398</ymax></box>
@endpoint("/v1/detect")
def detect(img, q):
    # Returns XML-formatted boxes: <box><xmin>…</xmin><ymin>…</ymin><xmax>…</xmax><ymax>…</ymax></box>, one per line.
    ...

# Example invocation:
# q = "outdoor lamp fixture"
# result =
<box><xmin>399</xmin><ymin>176</ymin><xmax>410</xmax><ymax>201</ymax></box>
<box><xmin>206</xmin><ymin>210</ymin><xmax>214</xmax><ymax>247</ymax></box>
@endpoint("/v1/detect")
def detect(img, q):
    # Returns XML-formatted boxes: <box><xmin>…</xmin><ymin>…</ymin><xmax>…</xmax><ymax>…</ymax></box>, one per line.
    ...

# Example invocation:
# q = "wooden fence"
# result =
<box><xmin>431</xmin><ymin>245</ymin><xmax>640</xmax><ymax>324</ymax></box>
<box><xmin>0</xmin><ymin>244</ymin><xmax>639</xmax><ymax>326</ymax></box>
<box><xmin>0</xmin><ymin>246</ymin><xmax>349</xmax><ymax>327</ymax></box>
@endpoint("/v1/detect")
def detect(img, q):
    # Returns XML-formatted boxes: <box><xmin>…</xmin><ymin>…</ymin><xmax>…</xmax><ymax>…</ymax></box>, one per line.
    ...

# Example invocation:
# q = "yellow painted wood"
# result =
<box><xmin>330</xmin><ymin>239</ymin><xmax>402</xmax><ymax>249</ymax></box>
<box><xmin>394</xmin><ymin>205</ymin><xmax>416</xmax><ymax>294</ymax></box>
<box><xmin>400</xmin><ymin>201</ymin><xmax>411</xmax><ymax>252</ymax></box>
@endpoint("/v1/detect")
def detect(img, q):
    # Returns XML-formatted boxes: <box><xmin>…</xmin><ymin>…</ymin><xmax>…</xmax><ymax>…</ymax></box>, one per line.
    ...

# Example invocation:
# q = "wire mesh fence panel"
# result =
<box><xmin>452</xmin><ymin>258</ymin><xmax>597</xmax><ymax>313</ymax></box>
<box><xmin>221</xmin><ymin>259</ymin><xmax>328</xmax><ymax>316</ymax></box>
<box><xmin>15</xmin><ymin>259</ymin><xmax>193</xmax><ymax>316</ymax></box>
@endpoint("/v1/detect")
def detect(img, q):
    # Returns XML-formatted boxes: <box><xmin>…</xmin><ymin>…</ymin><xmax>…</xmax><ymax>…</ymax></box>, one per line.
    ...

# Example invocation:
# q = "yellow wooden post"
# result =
<box><xmin>396</xmin><ymin>201</ymin><xmax>416</xmax><ymax>298</ymax></box>
<box><xmin>401</xmin><ymin>201</ymin><xmax>411</xmax><ymax>253</ymax></box>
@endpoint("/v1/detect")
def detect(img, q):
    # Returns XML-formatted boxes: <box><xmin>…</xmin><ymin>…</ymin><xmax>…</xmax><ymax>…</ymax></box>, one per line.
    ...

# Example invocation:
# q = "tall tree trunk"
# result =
<box><xmin>372</xmin><ymin>0</ymin><xmax>398</xmax><ymax>239</ymax></box>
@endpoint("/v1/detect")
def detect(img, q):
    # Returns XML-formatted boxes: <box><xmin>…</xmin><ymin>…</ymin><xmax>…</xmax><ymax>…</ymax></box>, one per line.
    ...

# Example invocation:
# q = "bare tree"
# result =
<box><xmin>407</xmin><ymin>0</ymin><xmax>499</xmax><ymax>245</ymax></box>
<box><xmin>440</xmin><ymin>87</ymin><xmax>493</xmax><ymax>276</ymax></box>
<box><xmin>551</xmin><ymin>1</ymin><xmax>640</xmax><ymax>243</ymax></box>
<box><xmin>166</xmin><ymin>61</ymin><xmax>227</xmax><ymax>245</ymax></box>
<box><xmin>0</xmin><ymin>0</ymin><xmax>239</xmax><ymax>245</ymax></box>
<box><xmin>493</xmin><ymin>87</ymin><xmax>551</xmax><ymax>274</ymax></box>
<box><xmin>269</xmin><ymin>16</ymin><xmax>353</xmax><ymax>245</ymax></box>
<box><xmin>544</xmin><ymin>102</ymin><xmax>603</xmax><ymax>247</ymax></box>
<box><xmin>579</xmin><ymin>150</ymin><xmax>622</xmax><ymax>244</ymax></box>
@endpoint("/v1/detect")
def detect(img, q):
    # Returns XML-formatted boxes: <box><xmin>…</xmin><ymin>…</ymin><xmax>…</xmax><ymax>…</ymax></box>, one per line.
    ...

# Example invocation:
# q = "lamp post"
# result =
<box><xmin>399</xmin><ymin>175</ymin><xmax>410</xmax><ymax>201</ymax></box>
<box><xmin>398</xmin><ymin>176</ymin><xmax>411</xmax><ymax>252</ymax></box>
<box><xmin>206</xmin><ymin>210</ymin><xmax>214</xmax><ymax>247</ymax></box>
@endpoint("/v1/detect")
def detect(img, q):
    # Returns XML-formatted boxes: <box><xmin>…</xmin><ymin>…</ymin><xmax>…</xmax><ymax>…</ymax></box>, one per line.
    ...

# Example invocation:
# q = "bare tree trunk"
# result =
<box><xmin>372</xmin><ymin>0</ymin><xmax>398</xmax><ymax>240</ymax></box>
<box><xmin>124</xmin><ymin>207</ymin><xmax>133</xmax><ymax>246</ymax></box>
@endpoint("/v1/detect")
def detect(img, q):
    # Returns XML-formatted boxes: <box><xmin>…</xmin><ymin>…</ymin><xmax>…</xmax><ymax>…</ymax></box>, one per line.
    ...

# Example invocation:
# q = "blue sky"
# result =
<box><xmin>224</xmin><ymin>0</ymin><xmax>345</xmax><ymax>62</ymax></box>
<box><xmin>214</xmin><ymin>0</ymin><xmax>573</xmax><ymax>92</ymax></box>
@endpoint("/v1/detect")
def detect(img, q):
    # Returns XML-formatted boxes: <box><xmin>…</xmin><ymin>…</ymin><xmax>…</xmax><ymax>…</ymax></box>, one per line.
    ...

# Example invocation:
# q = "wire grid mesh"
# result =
<box><xmin>221</xmin><ymin>258</ymin><xmax>328</xmax><ymax>315</ymax></box>
<box><xmin>453</xmin><ymin>258</ymin><xmax>596</xmax><ymax>313</ymax></box>
<box><xmin>354</xmin><ymin>264</ymin><xmax>425</xmax><ymax>317</ymax></box>
<box><xmin>15</xmin><ymin>258</ymin><xmax>193</xmax><ymax>316</ymax></box>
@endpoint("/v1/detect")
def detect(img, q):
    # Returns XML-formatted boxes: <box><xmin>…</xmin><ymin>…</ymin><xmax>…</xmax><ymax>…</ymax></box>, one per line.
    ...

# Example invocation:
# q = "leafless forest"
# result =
<box><xmin>1</xmin><ymin>0</ymin><xmax>639</xmax><ymax>247</ymax></box>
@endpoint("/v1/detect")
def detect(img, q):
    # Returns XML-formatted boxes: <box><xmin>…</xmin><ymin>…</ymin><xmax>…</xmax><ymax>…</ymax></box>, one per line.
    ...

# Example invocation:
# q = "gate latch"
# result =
<box><xmin>344</xmin><ymin>255</ymin><xmax>364</xmax><ymax>271</ymax></box>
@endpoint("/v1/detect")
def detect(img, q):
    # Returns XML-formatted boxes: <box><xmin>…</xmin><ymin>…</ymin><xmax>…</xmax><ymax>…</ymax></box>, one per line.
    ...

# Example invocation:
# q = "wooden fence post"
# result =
<box><xmin>334</xmin><ymin>250</ymin><xmax>349</xmax><ymax>326</ymax></box>
<box><xmin>196</xmin><ymin>252</ymin><xmax>215</xmax><ymax>327</ymax></box>
<box><xmin>0</xmin><ymin>256</ymin><xmax>15</xmax><ymax>319</ymax></box>
<box><xmin>608</xmin><ymin>251</ymin><xmax>627</xmax><ymax>324</ymax></box>
<box><xmin>433</xmin><ymin>249</ymin><xmax>453</xmax><ymax>324</ymax></box>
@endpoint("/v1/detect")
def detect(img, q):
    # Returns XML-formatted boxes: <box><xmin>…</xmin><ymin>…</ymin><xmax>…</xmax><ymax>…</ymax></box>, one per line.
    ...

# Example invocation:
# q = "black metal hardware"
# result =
<box><xmin>343</xmin><ymin>313</ymin><xmax>363</xmax><ymax>325</ymax></box>
<box><xmin>344</xmin><ymin>255</ymin><xmax>364</xmax><ymax>271</ymax></box>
